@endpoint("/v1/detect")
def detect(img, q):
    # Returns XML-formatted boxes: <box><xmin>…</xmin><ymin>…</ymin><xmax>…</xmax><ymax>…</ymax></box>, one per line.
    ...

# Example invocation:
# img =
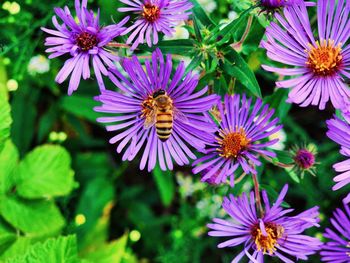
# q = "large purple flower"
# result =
<box><xmin>94</xmin><ymin>48</ymin><xmax>219</xmax><ymax>171</ymax></box>
<box><xmin>192</xmin><ymin>94</ymin><xmax>282</xmax><ymax>185</ymax></box>
<box><xmin>326</xmin><ymin>114</ymin><xmax>350</xmax><ymax>203</ymax></box>
<box><xmin>208</xmin><ymin>185</ymin><xmax>322</xmax><ymax>262</ymax></box>
<box><xmin>118</xmin><ymin>0</ymin><xmax>193</xmax><ymax>50</ymax></box>
<box><xmin>42</xmin><ymin>0</ymin><xmax>129</xmax><ymax>95</ymax></box>
<box><xmin>261</xmin><ymin>0</ymin><xmax>350</xmax><ymax>110</ymax></box>
<box><xmin>321</xmin><ymin>205</ymin><xmax>350</xmax><ymax>262</ymax></box>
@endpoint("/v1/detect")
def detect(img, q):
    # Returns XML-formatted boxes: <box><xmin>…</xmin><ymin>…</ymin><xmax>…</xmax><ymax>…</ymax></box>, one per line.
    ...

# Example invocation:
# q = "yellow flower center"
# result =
<box><xmin>306</xmin><ymin>40</ymin><xmax>343</xmax><ymax>76</ymax></box>
<box><xmin>251</xmin><ymin>222</ymin><xmax>284</xmax><ymax>255</ymax></box>
<box><xmin>217</xmin><ymin>128</ymin><xmax>250</xmax><ymax>159</ymax></box>
<box><xmin>142</xmin><ymin>3</ymin><xmax>161</xmax><ymax>22</ymax></box>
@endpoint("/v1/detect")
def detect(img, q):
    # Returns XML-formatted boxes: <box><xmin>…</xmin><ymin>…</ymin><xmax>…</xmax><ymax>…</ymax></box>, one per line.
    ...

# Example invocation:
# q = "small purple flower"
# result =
<box><xmin>326</xmin><ymin>114</ymin><xmax>350</xmax><ymax>203</ymax></box>
<box><xmin>321</xmin><ymin>205</ymin><xmax>350</xmax><ymax>262</ymax></box>
<box><xmin>290</xmin><ymin>144</ymin><xmax>318</xmax><ymax>177</ymax></box>
<box><xmin>260</xmin><ymin>0</ymin><xmax>301</xmax><ymax>9</ymax></box>
<box><xmin>259</xmin><ymin>0</ymin><xmax>315</xmax><ymax>12</ymax></box>
<box><xmin>261</xmin><ymin>0</ymin><xmax>350</xmax><ymax>110</ymax></box>
<box><xmin>118</xmin><ymin>0</ymin><xmax>193</xmax><ymax>50</ymax></box>
<box><xmin>94</xmin><ymin>48</ymin><xmax>219</xmax><ymax>172</ymax></box>
<box><xmin>208</xmin><ymin>185</ymin><xmax>322</xmax><ymax>262</ymax></box>
<box><xmin>41</xmin><ymin>0</ymin><xmax>129</xmax><ymax>95</ymax></box>
<box><xmin>192</xmin><ymin>94</ymin><xmax>282</xmax><ymax>185</ymax></box>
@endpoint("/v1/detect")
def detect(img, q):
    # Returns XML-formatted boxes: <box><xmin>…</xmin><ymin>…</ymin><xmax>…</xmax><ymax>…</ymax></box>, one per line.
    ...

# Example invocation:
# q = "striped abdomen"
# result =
<box><xmin>156</xmin><ymin>109</ymin><xmax>173</xmax><ymax>142</ymax></box>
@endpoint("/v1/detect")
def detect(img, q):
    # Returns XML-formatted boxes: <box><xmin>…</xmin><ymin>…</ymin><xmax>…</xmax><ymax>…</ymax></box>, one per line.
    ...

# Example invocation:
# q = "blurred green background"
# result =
<box><xmin>0</xmin><ymin>0</ymin><xmax>346</xmax><ymax>262</ymax></box>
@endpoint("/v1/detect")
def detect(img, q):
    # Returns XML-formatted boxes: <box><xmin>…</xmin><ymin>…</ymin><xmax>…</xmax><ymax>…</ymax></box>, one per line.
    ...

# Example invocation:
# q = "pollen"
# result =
<box><xmin>142</xmin><ymin>3</ymin><xmax>161</xmax><ymax>22</ymax></box>
<box><xmin>306</xmin><ymin>39</ymin><xmax>343</xmax><ymax>76</ymax></box>
<box><xmin>251</xmin><ymin>222</ymin><xmax>284</xmax><ymax>255</ymax></box>
<box><xmin>217</xmin><ymin>128</ymin><xmax>250</xmax><ymax>159</ymax></box>
<box><xmin>76</xmin><ymin>32</ymin><xmax>98</xmax><ymax>51</ymax></box>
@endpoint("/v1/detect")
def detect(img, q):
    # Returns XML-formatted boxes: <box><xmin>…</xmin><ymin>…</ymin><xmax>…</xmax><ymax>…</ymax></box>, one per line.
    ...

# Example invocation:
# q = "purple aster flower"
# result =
<box><xmin>321</xmin><ymin>205</ymin><xmax>350</xmax><ymax>262</ymax></box>
<box><xmin>208</xmin><ymin>185</ymin><xmax>322</xmax><ymax>262</ymax></box>
<box><xmin>41</xmin><ymin>0</ymin><xmax>129</xmax><ymax>95</ymax></box>
<box><xmin>260</xmin><ymin>0</ymin><xmax>310</xmax><ymax>10</ymax></box>
<box><xmin>118</xmin><ymin>0</ymin><xmax>193</xmax><ymax>50</ymax></box>
<box><xmin>290</xmin><ymin>144</ymin><xmax>318</xmax><ymax>177</ymax></box>
<box><xmin>192</xmin><ymin>94</ymin><xmax>282</xmax><ymax>185</ymax></box>
<box><xmin>326</xmin><ymin>114</ymin><xmax>350</xmax><ymax>203</ymax></box>
<box><xmin>261</xmin><ymin>0</ymin><xmax>350</xmax><ymax>110</ymax></box>
<box><xmin>94</xmin><ymin>48</ymin><xmax>219</xmax><ymax>171</ymax></box>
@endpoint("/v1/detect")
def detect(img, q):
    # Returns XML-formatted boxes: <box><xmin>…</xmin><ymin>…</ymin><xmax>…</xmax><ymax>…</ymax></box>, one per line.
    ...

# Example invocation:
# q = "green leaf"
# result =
<box><xmin>221</xmin><ymin>49</ymin><xmax>262</xmax><ymax>97</ymax></box>
<box><xmin>75</xmin><ymin>177</ymin><xmax>114</xmax><ymax>242</ymax></box>
<box><xmin>274</xmin><ymin>150</ymin><xmax>293</xmax><ymax>165</ymax></box>
<box><xmin>209</xmin><ymin>7</ymin><xmax>252</xmax><ymax>46</ymax></box>
<box><xmin>1</xmin><ymin>237</ymin><xmax>32</xmax><ymax>261</ymax></box>
<box><xmin>37</xmin><ymin>103</ymin><xmax>59</xmax><ymax>143</ymax></box>
<box><xmin>11</xmin><ymin>86</ymin><xmax>39</xmax><ymax>156</ymax></box>
<box><xmin>15</xmin><ymin>145</ymin><xmax>75</xmax><ymax>199</ymax></box>
<box><xmin>192</xmin><ymin>16</ymin><xmax>203</xmax><ymax>42</ymax></box>
<box><xmin>141</xmin><ymin>39</ymin><xmax>195</xmax><ymax>56</ymax></box>
<box><xmin>152</xmin><ymin>165</ymin><xmax>175</xmax><ymax>207</ymax></box>
<box><xmin>60</xmin><ymin>95</ymin><xmax>103</xmax><ymax>124</ymax></box>
<box><xmin>285</xmin><ymin>168</ymin><xmax>300</xmax><ymax>184</ymax></box>
<box><xmin>0</xmin><ymin>219</ymin><xmax>17</xmax><ymax>255</ymax></box>
<box><xmin>83</xmin><ymin>234</ymin><xmax>128</xmax><ymax>263</ymax></box>
<box><xmin>0</xmin><ymin>96</ymin><xmax>12</xmax><ymax>151</ymax></box>
<box><xmin>260</xmin><ymin>184</ymin><xmax>290</xmax><ymax>208</ymax></box>
<box><xmin>184</xmin><ymin>54</ymin><xmax>203</xmax><ymax>75</ymax></box>
<box><xmin>265</xmin><ymin>89</ymin><xmax>292</xmax><ymax>121</ymax></box>
<box><xmin>0</xmin><ymin>196</ymin><xmax>65</xmax><ymax>236</ymax></box>
<box><xmin>189</xmin><ymin>0</ymin><xmax>216</xmax><ymax>27</ymax></box>
<box><xmin>0</xmin><ymin>140</ymin><xmax>19</xmax><ymax>194</ymax></box>
<box><xmin>5</xmin><ymin>235</ymin><xmax>79</xmax><ymax>263</ymax></box>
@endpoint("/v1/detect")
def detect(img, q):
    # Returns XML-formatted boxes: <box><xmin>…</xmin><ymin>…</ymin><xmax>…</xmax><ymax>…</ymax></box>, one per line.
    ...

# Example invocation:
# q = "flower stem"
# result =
<box><xmin>230</xmin><ymin>15</ymin><xmax>253</xmax><ymax>51</ymax></box>
<box><xmin>106</xmin><ymin>42</ymin><xmax>131</xmax><ymax>48</ymax></box>
<box><xmin>261</xmin><ymin>154</ymin><xmax>294</xmax><ymax>168</ymax></box>
<box><xmin>252</xmin><ymin>173</ymin><xmax>264</xmax><ymax>217</ymax></box>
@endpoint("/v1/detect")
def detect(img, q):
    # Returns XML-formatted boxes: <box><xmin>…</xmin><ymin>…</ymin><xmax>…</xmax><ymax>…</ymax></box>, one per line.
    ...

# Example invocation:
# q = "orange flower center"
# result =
<box><xmin>217</xmin><ymin>128</ymin><xmax>250</xmax><ymax>159</ymax></box>
<box><xmin>306</xmin><ymin>40</ymin><xmax>343</xmax><ymax>76</ymax></box>
<box><xmin>251</xmin><ymin>222</ymin><xmax>284</xmax><ymax>255</ymax></box>
<box><xmin>142</xmin><ymin>3</ymin><xmax>161</xmax><ymax>22</ymax></box>
<box><xmin>76</xmin><ymin>32</ymin><xmax>98</xmax><ymax>51</ymax></box>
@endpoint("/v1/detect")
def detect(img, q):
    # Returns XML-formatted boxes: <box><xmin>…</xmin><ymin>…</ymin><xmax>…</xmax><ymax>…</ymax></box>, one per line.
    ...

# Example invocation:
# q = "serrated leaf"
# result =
<box><xmin>14</xmin><ymin>145</ymin><xmax>75</xmax><ymax>199</ymax></box>
<box><xmin>0</xmin><ymin>140</ymin><xmax>19</xmax><ymax>194</ymax></box>
<box><xmin>152</xmin><ymin>165</ymin><xmax>175</xmax><ymax>207</ymax></box>
<box><xmin>0</xmin><ymin>96</ymin><xmax>12</xmax><ymax>151</ymax></box>
<box><xmin>0</xmin><ymin>196</ymin><xmax>65</xmax><ymax>236</ymax></box>
<box><xmin>222</xmin><ymin>49</ymin><xmax>261</xmax><ymax>97</ymax></box>
<box><xmin>83</xmin><ymin>234</ymin><xmax>128</xmax><ymax>263</ymax></box>
<box><xmin>5</xmin><ymin>235</ymin><xmax>79</xmax><ymax>263</ymax></box>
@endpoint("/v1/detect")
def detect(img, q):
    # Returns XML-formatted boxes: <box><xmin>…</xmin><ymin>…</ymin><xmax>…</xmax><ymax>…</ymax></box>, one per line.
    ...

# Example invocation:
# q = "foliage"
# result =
<box><xmin>0</xmin><ymin>0</ymin><xmax>346</xmax><ymax>262</ymax></box>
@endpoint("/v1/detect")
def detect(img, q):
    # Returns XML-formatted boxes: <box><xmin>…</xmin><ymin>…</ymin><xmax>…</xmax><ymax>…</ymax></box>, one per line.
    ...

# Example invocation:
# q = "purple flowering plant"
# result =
<box><xmin>4</xmin><ymin>0</ymin><xmax>350</xmax><ymax>261</ymax></box>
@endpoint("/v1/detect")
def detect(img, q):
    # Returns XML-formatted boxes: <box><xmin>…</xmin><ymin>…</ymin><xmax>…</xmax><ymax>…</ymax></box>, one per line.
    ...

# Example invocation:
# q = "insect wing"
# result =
<box><xmin>174</xmin><ymin>108</ymin><xmax>189</xmax><ymax>124</ymax></box>
<box><xmin>144</xmin><ymin>110</ymin><xmax>157</xmax><ymax>129</ymax></box>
